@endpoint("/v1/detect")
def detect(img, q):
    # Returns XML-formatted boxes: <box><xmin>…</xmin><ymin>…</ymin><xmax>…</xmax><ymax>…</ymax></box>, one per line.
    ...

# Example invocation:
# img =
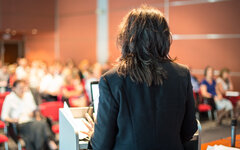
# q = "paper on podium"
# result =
<box><xmin>63</xmin><ymin>102</ymin><xmax>89</xmax><ymax>139</ymax></box>
<box><xmin>207</xmin><ymin>145</ymin><xmax>240</xmax><ymax>150</ymax></box>
<box><xmin>226</xmin><ymin>91</ymin><xmax>240</xmax><ymax>97</ymax></box>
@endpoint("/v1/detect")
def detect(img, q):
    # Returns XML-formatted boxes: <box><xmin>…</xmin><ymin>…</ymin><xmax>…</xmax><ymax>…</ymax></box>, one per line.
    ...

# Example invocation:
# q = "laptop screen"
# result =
<box><xmin>90</xmin><ymin>81</ymin><xmax>99</xmax><ymax>115</ymax></box>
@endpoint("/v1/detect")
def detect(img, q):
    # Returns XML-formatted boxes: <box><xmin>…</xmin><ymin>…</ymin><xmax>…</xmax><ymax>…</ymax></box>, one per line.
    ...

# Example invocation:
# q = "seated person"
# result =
<box><xmin>39</xmin><ymin>65</ymin><xmax>63</xmax><ymax>102</ymax></box>
<box><xmin>0</xmin><ymin>65</ymin><xmax>9</xmax><ymax>92</ymax></box>
<box><xmin>59</xmin><ymin>71</ymin><xmax>88</xmax><ymax>107</ymax></box>
<box><xmin>217</xmin><ymin>68</ymin><xmax>240</xmax><ymax>118</ymax></box>
<box><xmin>190</xmin><ymin>68</ymin><xmax>200</xmax><ymax>106</ymax></box>
<box><xmin>1</xmin><ymin>80</ymin><xmax>57</xmax><ymax>150</ymax></box>
<box><xmin>200</xmin><ymin>66</ymin><xmax>233</xmax><ymax>124</ymax></box>
<box><xmin>216</xmin><ymin>68</ymin><xmax>234</xmax><ymax>95</ymax></box>
<box><xmin>16</xmin><ymin>58</ymin><xmax>29</xmax><ymax>80</ymax></box>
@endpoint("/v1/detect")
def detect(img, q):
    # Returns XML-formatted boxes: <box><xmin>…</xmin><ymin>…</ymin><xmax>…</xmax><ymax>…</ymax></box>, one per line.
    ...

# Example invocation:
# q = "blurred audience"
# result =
<box><xmin>16</xmin><ymin>58</ymin><xmax>29</xmax><ymax>80</ymax></box>
<box><xmin>39</xmin><ymin>63</ymin><xmax>63</xmax><ymax>102</ymax></box>
<box><xmin>216</xmin><ymin>68</ymin><xmax>240</xmax><ymax>119</ymax></box>
<box><xmin>191</xmin><ymin>73</ymin><xmax>200</xmax><ymax>94</ymax></box>
<box><xmin>1</xmin><ymin>80</ymin><xmax>57</xmax><ymax>150</ymax></box>
<box><xmin>59</xmin><ymin>70</ymin><xmax>87</xmax><ymax>107</ymax></box>
<box><xmin>0</xmin><ymin>58</ymin><xmax>107</xmax><ymax>106</ymax></box>
<box><xmin>216</xmin><ymin>68</ymin><xmax>234</xmax><ymax>95</ymax></box>
<box><xmin>8</xmin><ymin>64</ymin><xmax>17</xmax><ymax>88</ymax></box>
<box><xmin>78</xmin><ymin>59</ymin><xmax>90</xmax><ymax>78</ymax></box>
<box><xmin>29</xmin><ymin>60</ymin><xmax>45</xmax><ymax>90</ymax></box>
<box><xmin>0</xmin><ymin>57</ymin><xmax>239</xmax><ymax>147</ymax></box>
<box><xmin>0</xmin><ymin>65</ymin><xmax>9</xmax><ymax>92</ymax></box>
<box><xmin>190</xmin><ymin>68</ymin><xmax>200</xmax><ymax>107</ymax></box>
<box><xmin>85</xmin><ymin>63</ymin><xmax>101</xmax><ymax>102</ymax></box>
<box><xmin>200</xmin><ymin>66</ymin><xmax>233</xmax><ymax>124</ymax></box>
<box><xmin>0</xmin><ymin>58</ymin><xmax>109</xmax><ymax>149</ymax></box>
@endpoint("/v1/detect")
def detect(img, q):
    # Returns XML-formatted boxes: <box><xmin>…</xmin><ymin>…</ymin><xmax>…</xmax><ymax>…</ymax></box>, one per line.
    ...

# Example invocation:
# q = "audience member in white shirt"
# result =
<box><xmin>15</xmin><ymin>58</ymin><xmax>29</xmax><ymax>80</ymax></box>
<box><xmin>1</xmin><ymin>80</ymin><xmax>57</xmax><ymax>150</ymax></box>
<box><xmin>39</xmin><ymin>65</ymin><xmax>63</xmax><ymax>101</ymax></box>
<box><xmin>216</xmin><ymin>68</ymin><xmax>234</xmax><ymax>95</ymax></box>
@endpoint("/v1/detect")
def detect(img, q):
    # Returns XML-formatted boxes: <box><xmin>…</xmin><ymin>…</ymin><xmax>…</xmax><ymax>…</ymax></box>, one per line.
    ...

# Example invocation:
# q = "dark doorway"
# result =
<box><xmin>4</xmin><ymin>43</ymin><xmax>18</xmax><ymax>64</ymax></box>
<box><xmin>0</xmin><ymin>41</ymin><xmax>24</xmax><ymax>64</ymax></box>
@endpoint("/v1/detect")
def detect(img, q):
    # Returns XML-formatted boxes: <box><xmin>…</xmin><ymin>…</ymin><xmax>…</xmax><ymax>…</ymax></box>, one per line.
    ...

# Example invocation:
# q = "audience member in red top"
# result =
<box><xmin>60</xmin><ymin>71</ymin><xmax>88</xmax><ymax>107</ymax></box>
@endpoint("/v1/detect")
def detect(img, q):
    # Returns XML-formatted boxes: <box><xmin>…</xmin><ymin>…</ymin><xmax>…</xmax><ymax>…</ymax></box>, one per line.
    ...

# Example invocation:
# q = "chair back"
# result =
<box><xmin>39</xmin><ymin>101</ymin><xmax>64</xmax><ymax>122</ymax></box>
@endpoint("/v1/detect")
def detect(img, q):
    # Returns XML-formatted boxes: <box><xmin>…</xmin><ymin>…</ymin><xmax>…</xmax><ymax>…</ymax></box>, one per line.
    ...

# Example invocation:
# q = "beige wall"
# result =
<box><xmin>58</xmin><ymin>0</ymin><xmax>97</xmax><ymax>63</ymax></box>
<box><xmin>0</xmin><ymin>0</ymin><xmax>55</xmax><ymax>63</ymax></box>
<box><xmin>108</xmin><ymin>0</ymin><xmax>240</xmax><ymax>90</ymax></box>
<box><xmin>1</xmin><ymin>0</ymin><xmax>240</xmax><ymax>90</ymax></box>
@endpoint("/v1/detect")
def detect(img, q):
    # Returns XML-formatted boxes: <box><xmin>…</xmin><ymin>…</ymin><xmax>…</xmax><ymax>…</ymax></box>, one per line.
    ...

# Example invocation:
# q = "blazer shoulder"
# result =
<box><xmin>172</xmin><ymin>62</ymin><xmax>189</xmax><ymax>70</ymax></box>
<box><xmin>100</xmin><ymin>68</ymin><xmax>123</xmax><ymax>102</ymax></box>
<box><xmin>168</xmin><ymin>62</ymin><xmax>190</xmax><ymax>75</ymax></box>
<box><xmin>100</xmin><ymin>67</ymin><xmax>124</xmax><ymax>88</ymax></box>
<box><xmin>101</xmin><ymin>67</ymin><xmax>122</xmax><ymax>81</ymax></box>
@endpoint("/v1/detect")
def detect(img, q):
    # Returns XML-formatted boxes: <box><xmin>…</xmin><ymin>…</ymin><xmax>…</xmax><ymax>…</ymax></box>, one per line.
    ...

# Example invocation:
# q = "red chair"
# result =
<box><xmin>0</xmin><ymin>100</ymin><xmax>5</xmax><ymax>117</ymax></box>
<box><xmin>0</xmin><ymin>121</ymin><xmax>5</xmax><ymax>129</ymax></box>
<box><xmin>39</xmin><ymin>101</ymin><xmax>63</xmax><ymax>135</ymax></box>
<box><xmin>225</xmin><ymin>96</ymin><xmax>240</xmax><ymax>107</ymax></box>
<box><xmin>39</xmin><ymin>101</ymin><xmax>63</xmax><ymax>122</ymax></box>
<box><xmin>0</xmin><ymin>121</ymin><xmax>8</xmax><ymax>150</ymax></box>
<box><xmin>69</xmin><ymin>97</ymin><xmax>78</xmax><ymax>107</ymax></box>
<box><xmin>51</xmin><ymin>124</ymin><xmax>59</xmax><ymax>134</ymax></box>
<box><xmin>0</xmin><ymin>92</ymin><xmax>10</xmax><ymax>101</ymax></box>
<box><xmin>0</xmin><ymin>134</ymin><xmax>8</xmax><ymax>149</ymax></box>
<box><xmin>0</xmin><ymin>98</ymin><xmax>8</xmax><ymax>149</ymax></box>
<box><xmin>194</xmin><ymin>92</ymin><xmax>213</xmax><ymax>121</ymax></box>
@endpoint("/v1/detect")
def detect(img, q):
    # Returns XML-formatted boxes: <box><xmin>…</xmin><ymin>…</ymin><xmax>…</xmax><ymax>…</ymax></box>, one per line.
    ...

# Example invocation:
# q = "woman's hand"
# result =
<box><xmin>80</xmin><ymin>113</ymin><xmax>95</xmax><ymax>138</ymax></box>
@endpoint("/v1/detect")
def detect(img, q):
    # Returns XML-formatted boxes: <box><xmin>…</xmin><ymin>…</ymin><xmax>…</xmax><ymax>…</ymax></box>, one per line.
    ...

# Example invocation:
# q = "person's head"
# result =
<box><xmin>31</xmin><ymin>60</ymin><xmax>40</xmax><ymax>68</ymax></box>
<box><xmin>92</xmin><ymin>63</ymin><xmax>102</xmax><ymax>79</ymax></box>
<box><xmin>219</xmin><ymin>68</ymin><xmax>230</xmax><ymax>80</ymax></box>
<box><xmin>1</xmin><ymin>65</ymin><xmax>8</xmax><ymax>73</ymax></box>
<box><xmin>18</xmin><ymin>58</ymin><xmax>28</xmax><ymax>67</ymax></box>
<box><xmin>8</xmin><ymin>64</ymin><xmax>17</xmax><ymax>75</ymax></box>
<box><xmin>117</xmin><ymin>5</ymin><xmax>173</xmax><ymax>86</ymax></box>
<box><xmin>65</xmin><ymin>59</ymin><xmax>75</xmax><ymax>69</ymax></box>
<box><xmin>64</xmin><ymin>73</ymin><xmax>74</xmax><ymax>85</ymax></box>
<box><xmin>78</xmin><ymin>59</ymin><xmax>89</xmax><ymax>72</ymax></box>
<box><xmin>12</xmin><ymin>80</ymin><xmax>27</xmax><ymax>98</ymax></box>
<box><xmin>204</xmin><ymin>66</ymin><xmax>214</xmax><ymax>79</ymax></box>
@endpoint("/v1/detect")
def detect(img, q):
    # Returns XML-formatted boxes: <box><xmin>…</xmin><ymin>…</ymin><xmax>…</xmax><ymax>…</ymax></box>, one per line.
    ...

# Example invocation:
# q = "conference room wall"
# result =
<box><xmin>25</xmin><ymin>32</ymin><xmax>55</xmax><ymax>63</ymax></box>
<box><xmin>170</xmin><ymin>0</ymin><xmax>240</xmax><ymax>90</ymax></box>
<box><xmin>0</xmin><ymin>0</ymin><xmax>55</xmax><ymax>63</ymax></box>
<box><xmin>58</xmin><ymin>0</ymin><xmax>97</xmax><ymax>63</ymax></box>
<box><xmin>1</xmin><ymin>0</ymin><xmax>239</xmax><ymax>90</ymax></box>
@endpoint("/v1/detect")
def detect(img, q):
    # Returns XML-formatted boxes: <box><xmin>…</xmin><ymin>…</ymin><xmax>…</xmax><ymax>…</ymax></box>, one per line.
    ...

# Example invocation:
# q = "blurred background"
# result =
<box><xmin>0</xmin><ymin>0</ymin><xmax>240</xmax><ymax>149</ymax></box>
<box><xmin>0</xmin><ymin>0</ymin><xmax>239</xmax><ymax>90</ymax></box>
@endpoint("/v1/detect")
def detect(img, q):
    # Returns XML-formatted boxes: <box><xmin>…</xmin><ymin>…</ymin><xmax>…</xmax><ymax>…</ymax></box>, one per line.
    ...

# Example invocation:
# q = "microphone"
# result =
<box><xmin>231</xmin><ymin>119</ymin><xmax>237</xmax><ymax>147</ymax></box>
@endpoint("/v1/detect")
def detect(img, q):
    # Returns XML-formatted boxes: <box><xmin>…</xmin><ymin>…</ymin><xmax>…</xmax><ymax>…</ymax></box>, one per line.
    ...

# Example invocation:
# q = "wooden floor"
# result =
<box><xmin>201</xmin><ymin>117</ymin><xmax>240</xmax><ymax>150</ymax></box>
<box><xmin>201</xmin><ymin>134</ymin><xmax>240</xmax><ymax>150</ymax></box>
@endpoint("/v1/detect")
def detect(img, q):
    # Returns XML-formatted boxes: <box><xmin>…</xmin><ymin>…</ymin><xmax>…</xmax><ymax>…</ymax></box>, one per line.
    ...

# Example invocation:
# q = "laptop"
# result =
<box><xmin>90</xmin><ymin>81</ymin><xmax>100</xmax><ymax>117</ymax></box>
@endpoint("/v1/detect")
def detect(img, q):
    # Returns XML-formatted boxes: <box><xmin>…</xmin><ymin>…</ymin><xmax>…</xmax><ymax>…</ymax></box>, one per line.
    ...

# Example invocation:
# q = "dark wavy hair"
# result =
<box><xmin>117</xmin><ymin>6</ymin><xmax>174</xmax><ymax>86</ymax></box>
<box><xmin>219</xmin><ymin>68</ymin><xmax>230</xmax><ymax>78</ymax></box>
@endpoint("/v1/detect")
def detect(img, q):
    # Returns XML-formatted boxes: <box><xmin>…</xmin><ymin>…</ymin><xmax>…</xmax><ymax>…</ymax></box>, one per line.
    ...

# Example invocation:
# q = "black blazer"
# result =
<box><xmin>91</xmin><ymin>62</ymin><xmax>197</xmax><ymax>150</ymax></box>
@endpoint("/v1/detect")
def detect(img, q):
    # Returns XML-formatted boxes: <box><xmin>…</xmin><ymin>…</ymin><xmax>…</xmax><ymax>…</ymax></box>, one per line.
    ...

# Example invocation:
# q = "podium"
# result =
<box><xmin>59</xmin><ymin>107</ymin><xmax>93</xmax><ymax>150</ymax></box>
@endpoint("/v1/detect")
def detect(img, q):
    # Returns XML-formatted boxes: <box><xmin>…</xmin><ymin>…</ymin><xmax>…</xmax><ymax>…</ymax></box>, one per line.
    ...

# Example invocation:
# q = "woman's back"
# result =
<box><xmin>91</xmin><ymin>62</ymin><xmax>197</xmax><ymax>150</ymax></box>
